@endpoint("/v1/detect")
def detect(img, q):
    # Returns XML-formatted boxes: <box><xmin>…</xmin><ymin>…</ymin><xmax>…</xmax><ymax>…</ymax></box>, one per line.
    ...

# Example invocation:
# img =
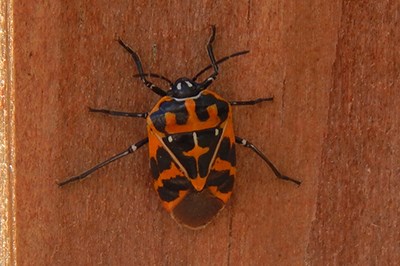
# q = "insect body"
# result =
<box><xmin>59</xmin><ymin>26</ymin><xmax>301</xmax><ymax>229</ymax></box>
<box><xmin>148</xmin><ymin>86</ymin><xmax>235</xmax><ymax>227</ymax></box>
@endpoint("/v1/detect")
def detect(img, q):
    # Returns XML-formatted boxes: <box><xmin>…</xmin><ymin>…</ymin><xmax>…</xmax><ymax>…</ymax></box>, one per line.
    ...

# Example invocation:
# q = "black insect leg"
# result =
<box><xmin>118</xmin><ymin>39</ymin><xmax>167</xmax><ymax>97</ymax></box>
<box><xmin>89</xmin><ymin>107</ymin><xmax>148</xmax><ymax>119</ymax></box>
<box><xmin>230</xmin><ymin>97</ymin><xmax>273</xmax><ymax>106</ymax></box>
<box><xmin>58</xmin><ymin>138</ymin><xmax>149</xmax><ymax>187</ymax></box>
<box><xmin>235</xmin><ymin>136</ymin><xmax>301</xmax><ymax>185</ymax></box>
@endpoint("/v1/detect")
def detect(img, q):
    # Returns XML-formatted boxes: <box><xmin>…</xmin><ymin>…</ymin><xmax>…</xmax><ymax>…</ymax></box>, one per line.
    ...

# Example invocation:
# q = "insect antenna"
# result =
<box><xmin>132</xmin><ymin>51</ymin><xmax>250</xmax><ymax>85</ymax></box>
<box><xmin>118</xmin><ymin>39</ymin><xmax>167</xmax><ymax>96</ymax></box>
<box><xmin>133</xmin><ymin>73</ymin><xmax>173</xmax><ymax>87</ymax></box>
<box><xmin>192</xmin><ymin>50</ymin><xmax>249</xmax><ymax>81</ymax></box>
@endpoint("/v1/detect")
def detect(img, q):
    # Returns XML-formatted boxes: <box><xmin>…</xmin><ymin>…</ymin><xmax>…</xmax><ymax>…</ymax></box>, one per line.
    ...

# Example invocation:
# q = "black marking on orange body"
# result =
<box><xmin>148</xmin><ymin>90</ymin><xmax>230</xmax><ymax>135</ymax></box>
<box><xmin>217</xmin><ymin>137</ymin><xmax>235</xmax><ymax>164</ymax></box>
<box><xmin>163</xmin><ymin>132</ymin><xmax>197</xmax><ymax>179</ymax></box>
<box><xmin>206</xmin><ymin>170</ymin><xmax>235</xmax><ymax>193</ymax></box>
<box><xmin>157</xmin><ymin>176</ymin><xmax>192</xmax><ymax>202</ymax></box>
<box><xmin>147</xmin><ymin>89</ymin><xmax>236</xmax><ymax>228</ymax></box>
<box><xmin>149</xmin><ymin>99</ymin><xmax>189</xmax><ymax>132</ymax></box>
<box><xmin>163</xmin><ymin>128</ymin><xmax>222</xmax><ymax>179</ymax></box>
<box><xmin>194</xmin><ymin>93</ymin><xmax>229</xmax><ymax>122</ymax></box>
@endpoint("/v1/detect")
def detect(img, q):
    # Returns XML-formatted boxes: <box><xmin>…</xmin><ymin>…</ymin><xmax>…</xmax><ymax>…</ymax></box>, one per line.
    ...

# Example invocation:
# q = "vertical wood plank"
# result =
<box><xmin>0</xmin><ymin>0</ymin><xmax>16</xmax><ymax>265</ymax></box>
<box><xmin>307</xmin><ymin>1</ymin><xmax>400</xmax><ymax>264</ymax></box>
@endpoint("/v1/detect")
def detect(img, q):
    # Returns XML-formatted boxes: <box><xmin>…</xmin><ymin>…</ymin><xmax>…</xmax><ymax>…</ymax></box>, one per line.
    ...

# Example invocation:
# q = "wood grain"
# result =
<box><xmin>307</xmin><ymin>1</ymin><xmax>400</xmax><ymax>265</ymax></box>
<box><xmin>9</xmin><ymin>0</ymin><xmax>399</xmax><ymax>265</ymax></box>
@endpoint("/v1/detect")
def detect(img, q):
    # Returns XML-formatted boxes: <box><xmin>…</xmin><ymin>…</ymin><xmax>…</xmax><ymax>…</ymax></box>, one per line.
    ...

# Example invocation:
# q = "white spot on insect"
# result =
<box><xmin>177</xmin><ymin>83</ymin><xmax>182</xmax><ymax>90</ymax></box>
<box><xmin>207</xmin><ymin>77</ymin><xmax>214</xmax><ymax>82</ymax></box>
<box><xmin>241</xmin><ymin>139</ymin><xmax>247</xmax><ymax>145</ymax></box>
<box><xmin>185</xmin><ymin>81</ymin><xmax>193</xmax><ymax>87</ymax></box>
<box><xmin>131</xmin><ymin>144</ymin><xmax>137</xmax><ymax>151</ymax></box>
<box><xmin>193</xmin><ymin>132</ymin><xmax>198</xmax><ymax>146</ymax></box>
<box><xmin>168</xmin><ymin>136</ymin><xmax>173</xmax><ymax>143</ymax></box>
<box><xmin>215</xmin><ymin>128</ymin><xmax>219</xmax><ymax>136</ymax></box>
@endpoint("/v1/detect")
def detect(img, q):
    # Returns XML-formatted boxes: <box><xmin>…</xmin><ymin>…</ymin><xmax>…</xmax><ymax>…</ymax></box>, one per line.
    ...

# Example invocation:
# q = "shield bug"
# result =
<box><xmin>58</xmin><ymin>26</ymin><xmax>301</xmax><ymax>229</ymax></box>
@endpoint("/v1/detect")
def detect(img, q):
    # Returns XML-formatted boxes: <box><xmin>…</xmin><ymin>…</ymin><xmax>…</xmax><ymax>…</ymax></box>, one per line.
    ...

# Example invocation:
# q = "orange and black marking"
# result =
<box><xmin>58</xmin><ymin>26</ymin><xmax>301</xmax><ymax>230</ymax></box>
<box><xmin>147</xmin><ymin>90</ymin><xmax>236</xmax><ymax>228</ymax></box>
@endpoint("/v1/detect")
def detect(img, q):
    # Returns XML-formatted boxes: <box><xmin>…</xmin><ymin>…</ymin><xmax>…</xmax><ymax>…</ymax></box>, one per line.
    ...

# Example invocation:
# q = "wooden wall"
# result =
<box><xmin>3</xmin><ymin>0</ymin><xmax>399</xmax><ymax>264</ymax></box>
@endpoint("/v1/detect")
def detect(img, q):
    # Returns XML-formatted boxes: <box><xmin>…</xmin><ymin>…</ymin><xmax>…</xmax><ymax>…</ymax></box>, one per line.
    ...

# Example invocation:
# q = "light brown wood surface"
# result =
<box><xmin>5</xmin><ymin>0</ymin><xmax>399</xmax><ymax>265</ymax></box>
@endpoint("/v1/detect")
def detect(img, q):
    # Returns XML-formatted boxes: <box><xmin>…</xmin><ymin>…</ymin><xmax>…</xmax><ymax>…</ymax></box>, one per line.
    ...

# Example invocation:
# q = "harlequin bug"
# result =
<box><xmin>59</xmin><ymin>26</ymin><xmax>301</xmax><ymax>229</ymax></box>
